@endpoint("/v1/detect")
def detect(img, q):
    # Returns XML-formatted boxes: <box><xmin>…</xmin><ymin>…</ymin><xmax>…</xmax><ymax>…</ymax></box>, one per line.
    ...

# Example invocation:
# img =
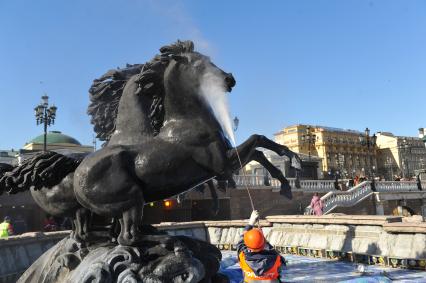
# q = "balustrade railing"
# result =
<box><xmin>375</xmin><ymin>181</ymin><xmax>419</xmax><ymax>192</ymax></box>
<box><xmin>233</xmin><ymin>175</ymin><xmax>423</xmax><ymax>194</ymax></box>
<box><xmin>234</xmin><ymin>175</ymin><xmax>424</xmax><ymax>214</ymax></box>
<box><xmin>304</xmin><ymin>181</ymin><xmax>373</xmax><ymax>215</ymax></box>
<box><xmin>233</xmin><ymin>175</ymin><xmax>336</xmax><ymax>192</ymax></box>
<box><xmin>304</xmin><ymin>180</ymin><xmax>424</xmax><ymax>215</ymax></box>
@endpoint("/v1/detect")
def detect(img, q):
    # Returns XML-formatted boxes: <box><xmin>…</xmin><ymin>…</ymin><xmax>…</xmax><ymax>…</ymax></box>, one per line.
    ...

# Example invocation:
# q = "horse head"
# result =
<box><xmin>161</xmin><ymin>41</ymin><xmax>235</xmax><ymax>92</ymax></box>
<box><xmin>88</xmin><ymin>40</ymin><xmax>235</xmax><ymax>145</ymax></box>
<box><xmin>151</xmin><ymin>40</ymin><xmax>236</xmax><ymax>146</ymax></box>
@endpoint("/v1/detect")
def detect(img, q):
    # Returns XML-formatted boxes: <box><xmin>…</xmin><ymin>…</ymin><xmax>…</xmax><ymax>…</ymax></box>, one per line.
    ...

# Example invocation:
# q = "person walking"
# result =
<box><xmin>43</xmin><ymin>215</ymin><xmax>58</xmax><ymax>232</ymax></box>
<box><xmin>354</xmin><ymin>175</ymin><xmax>359</xmax><ymax>186</ymax></box>
<box><xmin>0</xmin><ymin>216</ymin><xmax>14</xmax><ymax>238</ymax></box>
<box><xmin>310</xmin><ymin>193</ymin><xmax>323</xmax><ymax>216</ymax></box>
<box><xmin>237</xmin><ymin>210</ymin><xmax>285</xmax><ymax>282</ymax></box>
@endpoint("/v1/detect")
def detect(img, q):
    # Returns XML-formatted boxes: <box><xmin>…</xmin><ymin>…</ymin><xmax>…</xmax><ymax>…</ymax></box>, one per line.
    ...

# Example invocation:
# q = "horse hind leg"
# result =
<box><xmin>117</xmin><ymin>196</ymin><xmax>144</xmax><ymax>246</ymax></box>
<box><xmin>73</xmin><ymin>208</ymin><xmax>91</xmax><ymax>242</ymax></box>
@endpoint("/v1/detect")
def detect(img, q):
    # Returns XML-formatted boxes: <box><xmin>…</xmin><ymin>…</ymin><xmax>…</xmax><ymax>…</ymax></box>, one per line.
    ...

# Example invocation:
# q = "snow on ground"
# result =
<box><xmin>220</xmin><ymin>251</ymin><xmax>426</xmax><ymax>283</ymax></box>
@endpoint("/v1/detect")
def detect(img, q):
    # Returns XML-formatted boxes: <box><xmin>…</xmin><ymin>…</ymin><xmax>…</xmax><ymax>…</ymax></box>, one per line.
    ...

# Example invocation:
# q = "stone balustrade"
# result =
<box><xmin>155</xmin><ymin>215</ymin><xmax>426</xmax><ymax>266</ymax></box>
<box><xmin>234</xmin><ymin>175</ymin><xmax>336</xmax><ymax>192</ymax></box>
<box><xmin>304</xmin><ymin>180</ymin><xmax>425</xmax><ymax>215</ymax></box>
<box><xmin>234</xmin><ymin>175</ymin><xmax>424</xmax><ymax>195</ymax></box>
<box><xmin>376</xmin><ymin>181</ymin><xmax>420</xmax><ymax>192</ymax></box>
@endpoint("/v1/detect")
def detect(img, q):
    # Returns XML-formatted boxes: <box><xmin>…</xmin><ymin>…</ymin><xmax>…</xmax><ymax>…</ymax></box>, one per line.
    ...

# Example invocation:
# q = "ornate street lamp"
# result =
<box><xmin>385</xmin><ymin>156</ymin><xmax>394</xmax><ymax>180</ymax></box>
<box><xmin>34</xmin><ymin>95</ymin><xmax>57</xmax><ymax>151</ymax></box>
<box><xmin>359</xmin><ymin>127</ymin><xmax>377</xmax><ymax>148</ymax></box>
<box><xmin>233</xmin><ymin>116</ymin><xmax>239</xmax><ymax>132</ymax></box>
<box><xmin>398</xmin><ymin>138</ymin><xmax>411</xmax><ymax>179</ymax></box>
<box><xmin>359</xmin><ymin>127</ymin><xmax>376</xmax><ymax>177</ymax></box>
<box><xmin>301</xmin><ymin>126</ymin><xmax>316</xmax><ymax>160</ymax></box>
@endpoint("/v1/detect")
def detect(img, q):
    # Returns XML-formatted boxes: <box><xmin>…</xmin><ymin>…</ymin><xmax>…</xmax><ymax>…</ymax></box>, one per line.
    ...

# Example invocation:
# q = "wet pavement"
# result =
<box><xmin>220</xmin><ymin>251</ymin><xmax>426</xmax><ymax>283</ymax></box>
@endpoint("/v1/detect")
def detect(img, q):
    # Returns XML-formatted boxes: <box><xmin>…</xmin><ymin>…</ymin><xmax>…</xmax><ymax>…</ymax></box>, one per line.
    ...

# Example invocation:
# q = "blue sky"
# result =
<box><xmin>0</xmin><ymin>0</ymin><xmax>425</xmax><ymax>149</ymax></box>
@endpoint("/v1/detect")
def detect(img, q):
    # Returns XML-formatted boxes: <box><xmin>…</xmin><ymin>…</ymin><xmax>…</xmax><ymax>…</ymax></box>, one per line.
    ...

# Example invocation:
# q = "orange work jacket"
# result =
<box><xmin>239</xmin><ymin>251</ymin><xmax>281</xmax><ymax>282</ymax></box>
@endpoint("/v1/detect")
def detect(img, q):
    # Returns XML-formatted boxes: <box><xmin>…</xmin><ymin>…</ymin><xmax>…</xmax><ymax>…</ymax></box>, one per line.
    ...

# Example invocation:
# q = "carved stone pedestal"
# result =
<box><xmin>18</xmin><ymin>226</ymin><xmax>228</xmax><ymax>283</ymax></box>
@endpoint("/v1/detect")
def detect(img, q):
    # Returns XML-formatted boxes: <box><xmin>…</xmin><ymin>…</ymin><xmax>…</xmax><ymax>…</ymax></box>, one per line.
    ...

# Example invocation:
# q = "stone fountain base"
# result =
<box><xmin>17</xmin><ymin>225</ymin><xmax>228</xmax><ymax>283</ymax></box>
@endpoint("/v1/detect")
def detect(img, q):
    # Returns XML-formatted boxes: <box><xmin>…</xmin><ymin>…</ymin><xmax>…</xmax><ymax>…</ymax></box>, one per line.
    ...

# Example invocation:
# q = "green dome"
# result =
<box><xmin>29</xmin><ymin>131</ymin><xmax>81</xmax><ymax>145</ymax></box>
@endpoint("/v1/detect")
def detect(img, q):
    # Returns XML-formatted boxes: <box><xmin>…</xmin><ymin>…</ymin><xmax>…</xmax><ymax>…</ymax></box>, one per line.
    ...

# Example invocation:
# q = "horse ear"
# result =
<box><xmin>171</xmin><ymin>55</ymin><xmax>188</xmax><ymax>65</ymax></box>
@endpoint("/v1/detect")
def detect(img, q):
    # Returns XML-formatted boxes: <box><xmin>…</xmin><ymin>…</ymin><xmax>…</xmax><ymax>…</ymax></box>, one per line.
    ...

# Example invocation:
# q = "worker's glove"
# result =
<box><xmin>249</xmin><ymin>210</ymin><xmax>259</xmax><ymax>226</ymax></box>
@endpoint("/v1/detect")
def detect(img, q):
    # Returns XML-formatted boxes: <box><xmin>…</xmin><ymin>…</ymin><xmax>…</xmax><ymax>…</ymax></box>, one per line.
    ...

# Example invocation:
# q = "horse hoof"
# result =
<box><xmin>280</xmin><ymin>188</ymin><xmax>293</xmax><ymax>200</ymax></box>
<box><xmin>280</xmin><ymin>181</ymin><xmax>293</xmax><ymax>200</ymax></box>
<box><xmin>295</xmin><ymin>179</ymin><xmax>301</xmax><ymax>189</ymax></box>
<box><xmin>118</xmin><ymin>233</ymin><xmax>144</xmax><ymax>246</ymax></box>
<box><xmin>278</xmin><ymin>148</ymin><xmax>289</xmax><ymax>156</ymax></box>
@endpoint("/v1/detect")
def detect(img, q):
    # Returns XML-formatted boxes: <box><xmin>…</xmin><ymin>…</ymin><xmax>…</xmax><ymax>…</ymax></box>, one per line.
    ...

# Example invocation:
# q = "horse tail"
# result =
<box><xmin>0</xmin><ymin>151</ymin><xmax>87</xmax><ymax>195</ymax></box>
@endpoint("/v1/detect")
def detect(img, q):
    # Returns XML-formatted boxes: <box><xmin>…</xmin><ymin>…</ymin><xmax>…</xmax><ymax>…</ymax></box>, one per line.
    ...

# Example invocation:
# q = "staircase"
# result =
<box><xmin>305</xmin><ymin>180</ymin><xmax>423</xmax><ymax>215</ymax></box>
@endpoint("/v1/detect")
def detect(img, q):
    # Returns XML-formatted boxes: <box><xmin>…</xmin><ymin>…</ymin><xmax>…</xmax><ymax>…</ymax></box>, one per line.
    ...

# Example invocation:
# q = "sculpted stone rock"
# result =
<box><xmin>18</xmin><ymin>226</ymin><xmax>222</xmax><ymax>283</ymax></box>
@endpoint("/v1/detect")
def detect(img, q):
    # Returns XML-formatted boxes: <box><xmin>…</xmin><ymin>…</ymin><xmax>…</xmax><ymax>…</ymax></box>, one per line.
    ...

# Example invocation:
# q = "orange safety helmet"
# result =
<box><xmin>243</xmin><ymin>228</ymin><xmax>265</xmax><ymax>251</ymax></box>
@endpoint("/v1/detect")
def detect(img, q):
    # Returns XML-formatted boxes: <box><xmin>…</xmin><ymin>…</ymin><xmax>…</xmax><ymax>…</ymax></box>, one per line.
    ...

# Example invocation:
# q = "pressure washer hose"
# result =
<box><xmin>233</xmin><ymin>146</ymin><xmax>261</xmax><ymax>228</ymax></box>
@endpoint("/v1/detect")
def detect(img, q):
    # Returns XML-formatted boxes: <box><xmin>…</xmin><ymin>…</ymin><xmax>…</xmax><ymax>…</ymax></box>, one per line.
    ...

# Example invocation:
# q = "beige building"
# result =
<box><xmin>376</xmin><ymin>132</ymin><xmax>426</xmax><ymax>179</ymax></box>
<box><xmin>274</xmin><ymin>125</ymin><xmax>377</xmax><ymax>177</ymax></box>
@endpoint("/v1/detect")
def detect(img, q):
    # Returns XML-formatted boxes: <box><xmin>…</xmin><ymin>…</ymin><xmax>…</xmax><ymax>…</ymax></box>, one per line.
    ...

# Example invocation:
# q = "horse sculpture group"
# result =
<box><xmin>0</xmin><ymin>40</ymin><xmax>301</xmax><ymax>247</ymax></box>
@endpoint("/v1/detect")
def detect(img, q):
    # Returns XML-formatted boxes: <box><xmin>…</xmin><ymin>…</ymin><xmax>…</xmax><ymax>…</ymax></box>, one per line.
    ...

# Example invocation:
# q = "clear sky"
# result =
<box><xmin>0</xmin><ymin>0</ymin><xmax>425</xmax><ymax>149</ymax></box>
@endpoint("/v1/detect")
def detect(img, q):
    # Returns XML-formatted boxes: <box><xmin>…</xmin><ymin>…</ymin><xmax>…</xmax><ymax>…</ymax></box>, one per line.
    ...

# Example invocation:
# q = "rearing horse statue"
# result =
<box><xmin>74</xmin><ymin>40</ymin><xmax>301</xmax><ymax>245</ymax></box>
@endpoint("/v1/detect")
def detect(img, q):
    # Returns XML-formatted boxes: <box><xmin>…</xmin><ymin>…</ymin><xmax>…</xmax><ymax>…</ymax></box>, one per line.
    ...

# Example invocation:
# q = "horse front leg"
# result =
<box><xmin>227</xmin><ymin>144</ymin><xmax>294</xmax><ymax>199</ymax></box>
<box><xmin>206</xmin><ymin>180</ymin><xmax>219</xmax><ymax>215</ymax></box>
<box><xmin>231</xmin><ymin>134</ymin><xmax>302</xmax><ymax>171</ymax></box>
<box><xmin>250</xmin><ymin>150</ymin><xmax>293</xmax><ymax>199</ymax></box>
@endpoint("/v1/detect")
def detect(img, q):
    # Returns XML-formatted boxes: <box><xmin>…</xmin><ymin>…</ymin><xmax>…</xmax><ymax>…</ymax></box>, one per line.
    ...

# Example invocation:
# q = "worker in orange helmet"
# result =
<box><xmin>237</xmin><ymin>210</ymin><xmax>286</xmax><ymax>282</ymax></box>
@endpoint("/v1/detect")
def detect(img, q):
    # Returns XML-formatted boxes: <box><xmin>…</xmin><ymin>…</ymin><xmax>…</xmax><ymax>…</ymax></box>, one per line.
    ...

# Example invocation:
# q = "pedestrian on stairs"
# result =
<box><xmin>310</xmin><ymin>193</ymin><xmax>323</xmax><ymax>216</ymax></box>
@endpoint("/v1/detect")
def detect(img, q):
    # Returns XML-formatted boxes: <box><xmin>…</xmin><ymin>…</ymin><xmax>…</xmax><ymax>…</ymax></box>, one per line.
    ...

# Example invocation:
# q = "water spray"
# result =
<box><xmin>200</xmin><ymin>71</ymin><xmax>260</xmax><ymax>227</ymax></box>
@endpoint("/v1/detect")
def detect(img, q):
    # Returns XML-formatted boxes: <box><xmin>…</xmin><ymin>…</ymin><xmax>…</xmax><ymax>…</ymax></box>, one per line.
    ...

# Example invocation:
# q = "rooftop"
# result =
<box><xmin>27</xmin><ymin>131</ymin><xmax>81</xmax><ymax>146</ymax></box>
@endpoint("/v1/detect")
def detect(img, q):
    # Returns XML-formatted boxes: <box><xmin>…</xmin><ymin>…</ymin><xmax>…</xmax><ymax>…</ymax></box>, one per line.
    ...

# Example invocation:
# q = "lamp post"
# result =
<box><xmin>301</xmin><ymin>126</ymin><xmax>316</xmax><ymax>160</ymax></box>
<box><xmin>233</xmin><ymin>116</ymin><xmax>239</xmax><ymax>132</ymax></box>
<box><xmin>34</xmin><ymin>95</ymin><xmax>57</xmax><ymax>152</ymax></box>
<box><xmin>359</xmin><ymin>127</ymin><xmax>376</xmax><ymax>177</ymax></box>
<box><xmin>398</xmin><ymin>139</ymin><xmax>411</xmax><ymax>179</ymax></box>
<box><xmin>386</xmin><ymin>156</ymin><xmax>394</xmax><ymax>181</ymax></box>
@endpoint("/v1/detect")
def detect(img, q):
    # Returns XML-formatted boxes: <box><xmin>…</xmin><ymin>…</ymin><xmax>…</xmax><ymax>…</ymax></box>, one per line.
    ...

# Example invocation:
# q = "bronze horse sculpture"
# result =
<box><xmin>74</xmin><ymin>40</ymin><xmax>301</xmax><ymax>245</ymax></box>
<box><xmin>0</xmin><ymin>40</ymin><xmax>301</xmax><ymax>246</ymax></box>
<box><xmin>0</xmin><ymin>40</ymin><xmax>303</xmax><ymax>282</ymax></box>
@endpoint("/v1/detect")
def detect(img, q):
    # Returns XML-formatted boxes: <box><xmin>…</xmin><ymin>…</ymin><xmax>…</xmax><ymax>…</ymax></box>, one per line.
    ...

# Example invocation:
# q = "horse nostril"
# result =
<box><xmin>225</xmin><ymin>74</ymin><xmax>236</xmax><ymax>88</ymax></box>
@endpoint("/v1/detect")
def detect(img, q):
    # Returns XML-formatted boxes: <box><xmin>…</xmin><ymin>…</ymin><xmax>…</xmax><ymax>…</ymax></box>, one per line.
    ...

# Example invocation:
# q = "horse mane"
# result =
<box><xmin>87</xmin><ymin>40</ymin><xmax>195</xmax><ymax>141</ymax></box>
<box><xmin>87</xmin><ymin>64</ymin><xmax>144</xmax><ymax>141</ymax></box>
